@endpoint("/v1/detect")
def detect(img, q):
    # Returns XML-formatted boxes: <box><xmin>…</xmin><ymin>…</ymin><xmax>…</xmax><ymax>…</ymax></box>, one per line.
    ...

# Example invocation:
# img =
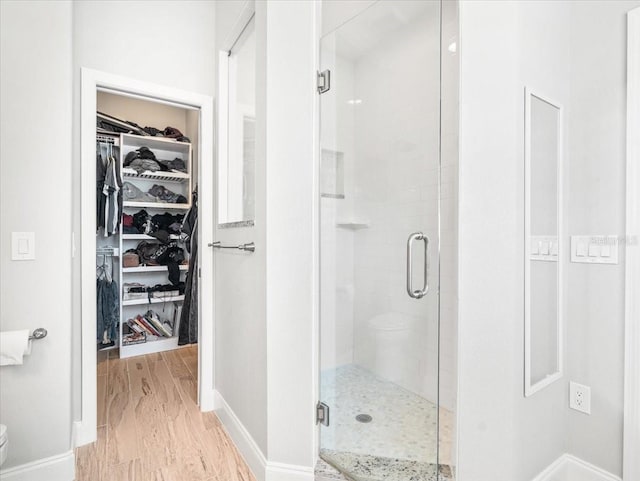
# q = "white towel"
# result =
<box><xmin>0</xmin><ymin>330</ymin><xmax>32</xmax><ymax>366</ymax></box>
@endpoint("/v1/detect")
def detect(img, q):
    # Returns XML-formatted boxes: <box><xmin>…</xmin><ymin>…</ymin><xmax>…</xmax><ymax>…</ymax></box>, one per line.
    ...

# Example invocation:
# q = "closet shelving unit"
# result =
<box><xmin>117</xmin><ymin>133</ymin><xmax>192</xmax><ymax>359</ymax></box>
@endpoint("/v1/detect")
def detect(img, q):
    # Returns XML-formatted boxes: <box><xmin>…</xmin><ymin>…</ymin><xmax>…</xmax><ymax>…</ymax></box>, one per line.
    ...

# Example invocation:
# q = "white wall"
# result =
<box><xmin>213</xmin><ymin>0</ymin><xmax>269</xmax><ymax>458</ymax></box>
<box><xmin>263</xmin><ymin>0</ymin><xmax>317</xmax><ymax>471</ymax></box>
<box><xmin>457</xmin><ymin>1</ymin><xmax>570</xmax><ymax>479</ymax></box>
<box><xmin>565</xmin><ymin>1</ymin><xmax>638</xmax><ymax>475</ymax></box>
<box><xmin>71</xmin><ymin>0</ymin><xmax>216</xmax><ymax>424</ymax></box>
<box><xmin>214</xmin><ymin>3</ymin><xmax>320</xmax><ymax>476</ymax></box>
<box><xmin>458</xmin><ymin>1</ymin><xmax>637</xmax><ymax>479</ymax></box>
<box><xmin>0</xmin><ymin>0</ymin><xmax>73</xmax><ymax>468</ymax></box>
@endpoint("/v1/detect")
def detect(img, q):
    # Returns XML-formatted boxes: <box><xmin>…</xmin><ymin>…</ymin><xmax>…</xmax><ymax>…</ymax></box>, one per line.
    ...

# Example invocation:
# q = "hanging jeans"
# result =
<box><xmin>97</xmin><ymin>278</ymin><xmax>119</xmax><ymax>343</ymax></box>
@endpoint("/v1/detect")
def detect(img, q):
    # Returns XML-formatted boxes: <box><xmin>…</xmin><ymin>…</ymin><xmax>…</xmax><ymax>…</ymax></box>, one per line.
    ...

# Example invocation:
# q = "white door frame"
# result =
<box><xmin>77</xmin><ymin>68</ymin><xmax>215</xmax><ymax>446</ymax></box>
<box><xmin>624</xmin><ymin>7</ymin><xmax>640</xmax><ymax>481</ymax></box>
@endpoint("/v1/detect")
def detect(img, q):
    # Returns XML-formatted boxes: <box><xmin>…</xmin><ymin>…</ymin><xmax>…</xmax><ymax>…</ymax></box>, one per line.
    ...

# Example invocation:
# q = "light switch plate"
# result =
<box><xmin>11</xmin><ymin>232</ymin><xmax>35</xmax><ymax>260</ymax></box>
<box><xmin>530</xmin><ymin>236</ymin><xmax>558</xmax><ymax>262</ymax></box>
<box><xmin>571</xmin><ymin>235</ymin><xmax>618</xmax><ymax>264</ymax></box>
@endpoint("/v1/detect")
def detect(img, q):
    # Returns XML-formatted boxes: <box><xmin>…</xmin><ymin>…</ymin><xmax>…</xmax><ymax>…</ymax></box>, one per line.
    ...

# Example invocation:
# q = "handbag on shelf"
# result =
<box><xmin>123</xmin><ymin>250</ymin><xmax>140</xmax><ymax>267</ymax></box>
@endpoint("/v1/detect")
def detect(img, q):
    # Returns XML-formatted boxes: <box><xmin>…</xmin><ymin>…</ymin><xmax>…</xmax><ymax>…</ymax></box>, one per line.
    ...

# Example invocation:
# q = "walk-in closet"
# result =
<box><xmin>94</xmin><ymin>91</ymin><xmax>201</xmax><ymax>431</ymax></box>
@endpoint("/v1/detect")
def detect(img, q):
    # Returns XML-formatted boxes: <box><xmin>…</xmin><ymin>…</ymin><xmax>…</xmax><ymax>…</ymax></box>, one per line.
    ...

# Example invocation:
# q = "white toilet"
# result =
<box><xmin>367</xmin><ymin>312</ymin><xmax>412</xmax><ymax>386</ymax></box>
<box><xmin>0</xmin><ymin>424</ymin><xmax>7</xmax><ymax>467</ymax></box>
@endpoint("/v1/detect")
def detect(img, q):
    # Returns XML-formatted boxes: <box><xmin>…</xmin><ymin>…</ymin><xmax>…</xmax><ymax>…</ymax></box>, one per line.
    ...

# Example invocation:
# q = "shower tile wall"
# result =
<box><xmin>321</xmin><ymin>51</ymin><xmax>356</xmax><ymax>371</ymax></box>
<box><xmin>350</xmin><ymin>13</ymin><xmax>440</xmax><ymax>404</ymax></box>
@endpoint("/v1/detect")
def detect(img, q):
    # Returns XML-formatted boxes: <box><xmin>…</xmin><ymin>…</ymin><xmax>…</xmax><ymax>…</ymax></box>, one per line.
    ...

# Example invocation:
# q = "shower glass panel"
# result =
<box><xmin>319</xmin><ymin>1</ymin><xmax>450</xmax><ymax>480</ymax></box>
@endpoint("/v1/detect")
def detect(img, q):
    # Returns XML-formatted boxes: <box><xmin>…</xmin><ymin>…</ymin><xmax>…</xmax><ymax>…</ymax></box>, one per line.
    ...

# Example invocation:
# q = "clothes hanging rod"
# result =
<box><xmin>96</xmin><ymin>134</ymin><xmax>119</xmax><ymax>145</ymax></box>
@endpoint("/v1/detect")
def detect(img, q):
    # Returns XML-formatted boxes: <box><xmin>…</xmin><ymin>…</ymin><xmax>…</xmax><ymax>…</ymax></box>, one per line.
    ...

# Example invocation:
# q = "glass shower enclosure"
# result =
<box><xmin>319</xmin><ymin>1</ymin><xmax>455</xmax><ymax>480</ymax></box>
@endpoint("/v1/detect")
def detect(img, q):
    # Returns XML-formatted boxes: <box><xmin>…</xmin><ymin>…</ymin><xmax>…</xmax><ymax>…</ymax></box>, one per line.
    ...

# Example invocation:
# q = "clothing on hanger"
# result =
<box><xmin>179</xmin><ymin>188</ymin><xmax>198</xmax><ymax>346</ymax></box>
<box><xmin>96</xmin><ymin>255</ymin><xmax>119</xmax><ymax>347</ymax></box>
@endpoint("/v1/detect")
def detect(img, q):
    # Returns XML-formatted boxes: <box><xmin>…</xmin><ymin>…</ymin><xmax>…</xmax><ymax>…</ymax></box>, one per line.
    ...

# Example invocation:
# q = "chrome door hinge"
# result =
<box><xmin>316</xmin><ymin>401</ymin><xmax>330</xmax><ymax>426</ymax></box>
<box><xmin>317</xmin><ymin>70</ymin><xmax>330</xmax><ymax>94</ymax></box>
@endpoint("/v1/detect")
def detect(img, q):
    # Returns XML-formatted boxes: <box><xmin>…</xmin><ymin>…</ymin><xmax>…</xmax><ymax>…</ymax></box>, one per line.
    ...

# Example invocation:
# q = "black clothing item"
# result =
<box><xmin>150</xmin><ymin>213</ymin><xmax>185</xmax><ymax>234</ymax></box>
<box><xmin>162</xmin><ymin>127</ymin><xmax>191</xmax><ymax>143</ymax></box>
<box><xmin>179</xmin><ymin>190</ymin><xmax>198</xmax><ymax>345</ymax></box>
<box><xmin>132</xmin><ymin>209</ymin><xmax>149</xmax><ymax>234</ymax></box>
<box><xmin>135</xmin><ymin>240</ymin><xmax>185</xmax><ymax>285</ymax></box>
<box><xmin>156</xmin><ymin>243</ymin><xmax>185</xmax><ymax>285</ymax></box>
<box><xmin>148</xmin><ymin>184</ymin><xmax>187</xmax><ymax>204</ymax></box>
<box><xmin>96</xmin><ymin>146</ymin><xmax>107</xmax><ymax>231</ymax></box>
<box><xmin>124</xmin><ymin>146</ymin><xmax>158</xmax><ymax>170</ymax></box>
<box><xmin>97</xmin><ymin>111</ymin><xmax>148</xmax><ymax>136</ymax></box>
<box><xmin>143</xmin><ymin>126</ymin><xmax>163</xmax><ymax>136</ymax></box>
<box><xmin>149</xmin><ymin>230</ymin><xmax>170</xmax><ymax>243</ymax></box>
<box><xmin>163</xmin><ymin>126</ymin><xmax>183</xmax><ymax>138</ymax></box>
<box><xmin>156</xmin><ymin>157</ymin><xmax>187</xmax><ymax>173</ymax></box>
<box><xmin>137</xmin><ymin>146</ymin><xmax>156</xmax><ymax>160</ymax></box>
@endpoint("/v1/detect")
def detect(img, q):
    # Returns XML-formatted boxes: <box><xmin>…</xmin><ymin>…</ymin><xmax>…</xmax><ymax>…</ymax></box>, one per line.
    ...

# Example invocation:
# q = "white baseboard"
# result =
<box><xmin>533</xmin><ymin>454</ymin><xmax>621</xmax><ymax>481</ymax></box>
<box><xmin>214</xmin><ymin>390</ymin><xmax>315</xmax><ymax>481</ymax></box>
<box><xmin>214</xmin><ymin>390</ymin><xmax>267</xmax><ymax>481</ymax></box>
<box><xmin>265</xmin><ymin>461</ymin><xmax>314</xmax><ymax>481</ymax></box>
<box><xmin>0</xmin><ymin>450</ymin><xmax>75</xmax><ymax>481</ymax></box>
<box><xmin>200</xmin><ymin>387</ymin><xmax>216</xmax><ymax>412</ymax></box>
<box><xmin>71</xmin><ymin>421</ymin><xmax>81</xmax><ymax>449</ymax></box>
<box><xmin>73</xmin><ymin>419</ymin><xmax>96</xmax><ymax>448</ymax></box>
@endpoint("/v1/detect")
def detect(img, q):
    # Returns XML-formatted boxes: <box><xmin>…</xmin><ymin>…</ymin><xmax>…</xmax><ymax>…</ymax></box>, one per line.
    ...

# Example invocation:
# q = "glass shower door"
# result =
<box><xmin>319</xmin><ymin>1</ymin><xmax>448</xmax><ymax>480</ymax></box>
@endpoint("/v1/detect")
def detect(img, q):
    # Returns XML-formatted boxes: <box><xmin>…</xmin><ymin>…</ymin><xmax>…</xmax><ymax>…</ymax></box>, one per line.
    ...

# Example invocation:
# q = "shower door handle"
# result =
<box><xmin>406</xmin><ymin>232</ymin><xmax>429</xmax><ymax>299</ymax></box>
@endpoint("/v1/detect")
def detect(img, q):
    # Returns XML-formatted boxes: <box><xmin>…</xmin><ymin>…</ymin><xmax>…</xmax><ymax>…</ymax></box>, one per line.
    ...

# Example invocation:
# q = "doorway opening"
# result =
<box><xmin>78</xmin><ymin>69</ymin><xmax>214</xmax><ymax>447</ymax></box>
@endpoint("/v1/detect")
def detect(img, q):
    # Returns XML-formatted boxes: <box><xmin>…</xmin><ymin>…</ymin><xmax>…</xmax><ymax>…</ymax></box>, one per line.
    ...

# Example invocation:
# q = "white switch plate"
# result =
<box><xmin>11</xmin><ymin>232</ymin><xmax>36</xmax><ymax>260</ymax></box>
<box><xmin>570</xmin><ymin>235</ymin><xmax>618</xmax><ymax>264</ymax></box>
<box><xmin>530</xmin><ymin>236</ymin><xmax>558</xmax><ymax>262</ymax></box>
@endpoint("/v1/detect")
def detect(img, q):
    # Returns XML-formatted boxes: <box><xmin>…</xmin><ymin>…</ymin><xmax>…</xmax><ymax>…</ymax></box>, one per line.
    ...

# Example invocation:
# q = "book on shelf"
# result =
<box><xmin>133</xmin><ymin>315</ymin><xmax>161</xmax><ymax>337</ymax></box>
<box><xmin>126</xmin><ymin>320</ymin><xmax>145</xmax><ymax>334</ymax></box>
<box><xmin>123</xmin><ymin>331</ymin><xmax>146</xmax><ymax>346</ymax></box>
<box><xmin>144</xmin><ymin>310</ymin><xmax>173</xmax><ymax>337</ymax></box>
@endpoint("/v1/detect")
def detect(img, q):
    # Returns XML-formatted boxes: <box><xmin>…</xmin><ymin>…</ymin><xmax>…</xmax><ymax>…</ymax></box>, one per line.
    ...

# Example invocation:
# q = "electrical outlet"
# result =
<box><xmin>569</xmin><ymin>381</ymin><xmax>591</xmax><ymax>414</ymax></box>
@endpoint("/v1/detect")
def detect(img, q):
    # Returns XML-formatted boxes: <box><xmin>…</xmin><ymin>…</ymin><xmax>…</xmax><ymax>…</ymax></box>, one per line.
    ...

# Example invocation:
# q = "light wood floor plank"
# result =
<box><xmin>106</xmin><ymin>389</ymin><xmax>139</xmax><ymax>465</ymax></box>
<box><xmin>146</xmin><ymin>353</ymin><xmax>183</xmax><ymax>421</ymax></box>
<box><xmin>162</xmin><ymin>349</ymin><xmax>191</xmax><ymax>379</ymax></box>
<box><xmin>75</xmin><ymin>425</ymin><xmax>107</xmax><ymax>481</ymax></box>
<box><xmin>108</xmin><ymin>458</ymin><xmax>142</xmax><ymax>481</ymax></box>
<box><xmin>97</xmin><ymin>350</ymin><xmax>109</xmax><ymax>377</ymax></box>
<box><xmin>76</xmin><ymin>347</ymin><xmax>255</xmax><ymax>481</ymax></box>
<box><xmin>107</xmin><ymin>356</ymin><xmax>129</xmax><ymax>396</ymax></box>
<box><xmin>97</xmin><ymin>374</ymin><xmax>107</xmax><ymax>427</ymax></box>
<box><xmin>178</xmin><ymin>345</ymin><xmax>198</xmax><ymax>379</ymax></box>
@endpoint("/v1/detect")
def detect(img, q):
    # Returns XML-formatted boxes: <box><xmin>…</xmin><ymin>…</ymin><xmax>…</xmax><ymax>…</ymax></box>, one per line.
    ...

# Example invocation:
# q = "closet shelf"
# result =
<box><xmin>123</xmin><ymin>265</ymin><xmax>189</xmax><ymax>274</ymax></box>
<box><xmin>122</xmin><ymin>234</ymin><xmax>182</xmax><ymax>241</ymax></box>
<box><xmin>122</xmin><ymin>295</ymin><xmax>185</xmax><ymax>306</ymax></box>
<box><xmin>120</xmin><ymin>335</ymin><xmax>180</xmax><ymax>358</ymax></box>
<box><xmin>122</xmin><ymin>168</ymin><xmax>189</xmax><ymax>183</ymax></box>
<box><xmin>123</xmin><ymin>201</ymin><xmax>191</xmax><ymax>210</ymax></box>
<box><xmin>121</xmin><ymin>133</ymin><xmax>191</xmax><ymax>151</ymax></box>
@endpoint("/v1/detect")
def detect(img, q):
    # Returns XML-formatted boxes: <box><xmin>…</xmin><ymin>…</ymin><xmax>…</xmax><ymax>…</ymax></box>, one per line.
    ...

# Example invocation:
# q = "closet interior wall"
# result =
<box><xmin>94</xmin><ymin>89</ymin><xmax>200</xmax><ymax>193</ymax></box>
